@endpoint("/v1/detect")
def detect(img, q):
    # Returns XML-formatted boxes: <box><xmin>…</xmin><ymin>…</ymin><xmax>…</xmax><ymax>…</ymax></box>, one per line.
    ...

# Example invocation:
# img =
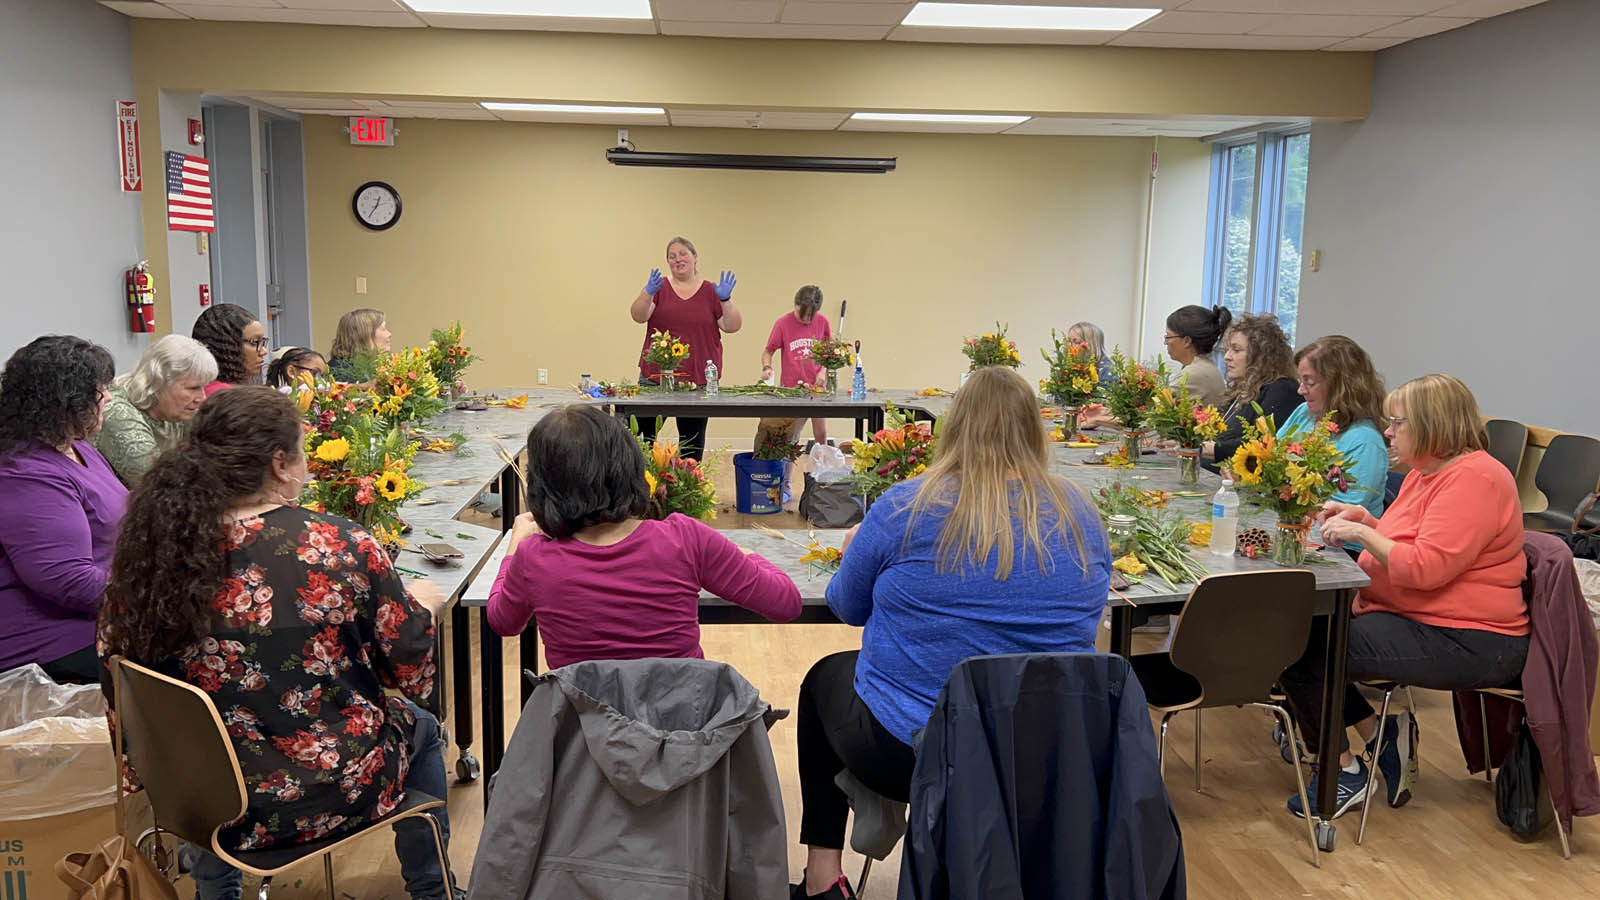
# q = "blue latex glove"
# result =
<box><xmin>644</xmin><ymin>268</ymin><xmax>663</xmax><ymax>296</ymax></box>
<box><xmin>586</xmin><ymin>386</ymin><xmax>605</xmax><ymax>398</ymax></box>
<box><xmin>715</xmin><ymin>270</ymin><xmax>737</xmax><ymax>301</ymax></box>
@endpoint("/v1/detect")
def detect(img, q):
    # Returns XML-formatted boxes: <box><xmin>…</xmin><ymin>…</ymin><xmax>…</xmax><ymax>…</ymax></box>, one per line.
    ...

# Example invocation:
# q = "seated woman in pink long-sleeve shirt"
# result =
<box><xmin>488</xmin><ymin>404</ymin><xmax>801</xmax><ymax>667</ymax></box>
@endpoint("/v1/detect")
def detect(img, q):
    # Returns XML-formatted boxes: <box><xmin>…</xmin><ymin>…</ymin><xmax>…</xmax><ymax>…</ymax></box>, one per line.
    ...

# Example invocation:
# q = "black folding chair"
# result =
<box><xmin>1523</xmin><ymin>434</ymin><xmax>1600</xmax><ymax>533</ymax></box>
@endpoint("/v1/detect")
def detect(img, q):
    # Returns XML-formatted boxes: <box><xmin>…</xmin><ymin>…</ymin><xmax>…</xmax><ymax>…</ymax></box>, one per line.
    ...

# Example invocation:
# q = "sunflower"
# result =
<box><xmin>671</xmin><ymin>342</ymin><xmax>688</xmax><ymax>358</ymax></box>
<box><xmin>376</xmin><ymin>471</ymin><xmax>407</xmax><ymax>501</ymax></box>
<box><xmin>1231</xmin><ymin>442</ymin><xmax>1267</xmax><ymax>485</ymax></box>
<box><xmin>314</xmin><ymin>437</ymin><xmax>351</xmax><ymax>462</ymax></box>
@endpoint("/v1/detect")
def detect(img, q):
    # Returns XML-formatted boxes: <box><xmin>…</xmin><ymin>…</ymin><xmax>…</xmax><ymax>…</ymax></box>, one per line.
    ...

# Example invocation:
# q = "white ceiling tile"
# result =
<box><xmin>661</xmin><ymin>20</ymin><xmax>891</xmax><ymax>38</ymax></box>
<box><xmin>666</xmin><ymin>109</ymin><xmax>849</xmax><ymax>129</ymax></box>
<box><xmin>1133</xmin><ymin>11</ymin><xmax>1278</xmax><ymax>33</ymax></box>
<box><xmin>1004</xmin><ymin>118</ymin><xmax>1147</xmax><ymax>136</ymax></box>
<box><xmin>278</xmin><ymin>0</ymin><xmax>408</xmax><ymax>10</ymax></box>
<box><xmin>888</xmin><ymin>24</ymin><xmax>1116</xmax><ymax>44</ymax></box>
<box><xmin>412</xmin><ymin>11</ymin><xmax>655</xmax><ymax>30</ymax></box>
<box><xmin>1109</xmin><ymin>31</ymin><xmax>1334</xmax><ymax>49</ymax></box>
<box><xmin>489</xmin><ymin>108</ymin><xmax>669</xmax><ymax>125</ymax></box>
<box><xmin>840</xmin><ymin>116</ymin><xmax>1018</xmax><ymax>134</ymax></box>
<box><xmin>1363</xmin><ymin>16</ymin><xmax>1477</xmax><ymax>38</ymax></box>
<box><xmin>1247</xmin><ymin>14</ymin><xmax>1407</xmax><ymax>36</ymax></box>
<box><xmin>653</xmin><ymin>0</ymin><xmax>780</xmax><ymax>24</ymax></box>
<box><xmin>1323</xmin><ymin>36</ymin><xmax>1409</xmax><ymax>50</ymax></box>
<box><xmin>383</xmin><ymin>106</ymin><xmax>498</xmax><ymax>119</ymax></box>
<box><xmin>1174</xmin><ymin>0</ymin><xmax>1446</xmax><ymax>14</ymax></box>
<box><xmin>166</xmin><ymin>4</ymin><xmax>423</xmax><ymax>23</ymax></box>
<box><xmin>780</xmin><ymin>1</ymin><xmax>913</xmax><ymax>26</ymax></box>
<box><xmin>289</xmin><ymin>106</ymin><xmax>374</xmax><ymax>115</ymax></box>
<box><xmin>161</xmin><ymin>0</ymin><xmax>282</xmax><ymax>6</ymax></box>
<box><xmin>1427</xmin><ymin>0</ymin><xmax>1542</xmax><ymax>16</ymax></box>
<box><xmin>257</xmin><ymin>95</ymin><xmax>382</xmax><ymax>109</ymax></box>
<box><xmin>99</xmin><ymin>2</ymin><xmax>192</xmax><ymax>18</ymax></box>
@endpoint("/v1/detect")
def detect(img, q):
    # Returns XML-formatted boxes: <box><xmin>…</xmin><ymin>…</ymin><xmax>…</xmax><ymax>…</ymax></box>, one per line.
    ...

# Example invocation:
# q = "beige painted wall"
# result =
<box><xmin>304</xmin><ymin>119</ymin><xmax>1209</xmax><ymax>411</ymax></box>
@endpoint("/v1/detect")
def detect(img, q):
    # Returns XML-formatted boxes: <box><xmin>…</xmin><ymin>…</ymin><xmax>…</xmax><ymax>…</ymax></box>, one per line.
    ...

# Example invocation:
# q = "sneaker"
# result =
<box><xmin>1272</xmin><ymin>717</ymin><xmax>1307</xmax><ymax>765</ymax></box>
<box><xmin>1288</xmin><ymin>756</ymin><xmax>1369</xmax><ymax>820</ymax></box>
<box><xmin>1367</xmin><ymin>711</ymin><xmax>1419</xmax><ymax>808</ymax></box>
<box><xmin>790</xmin><ymin>874</ymin><xmax>855</xmax><ymax>899</ymax></box>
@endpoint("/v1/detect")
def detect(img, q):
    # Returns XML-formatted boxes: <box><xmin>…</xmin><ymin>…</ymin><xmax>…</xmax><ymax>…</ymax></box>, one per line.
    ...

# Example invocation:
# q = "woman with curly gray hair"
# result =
<box><xmin>92</xmin><ymin>334</ymin><xmax>217</xmax><ymax>487</ymax></box>
<box><xmin>0</xmin><ymin>335</ymin><xmax>125</xmax><ymax>682</ymax></box>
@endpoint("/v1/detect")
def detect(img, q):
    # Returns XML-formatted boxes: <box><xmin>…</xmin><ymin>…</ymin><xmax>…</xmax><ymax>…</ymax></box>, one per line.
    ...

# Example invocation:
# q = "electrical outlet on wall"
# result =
<box><xmin>355</xmin><ymin>276</ymin><xmax>368</xmax><ymax>294</ymax></box>
<box><xmin>537</xmin><ymin>368</ymin><xmax>549</xmax><ymax>385</ymax></box>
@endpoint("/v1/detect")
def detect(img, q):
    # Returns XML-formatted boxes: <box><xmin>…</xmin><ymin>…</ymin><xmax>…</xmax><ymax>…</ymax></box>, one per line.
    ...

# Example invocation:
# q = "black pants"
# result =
<box><xmin>1281</xmin><ymin>611</ymin><xmax>1529</xmax><ymax>750</ymax></box>
<box><xmin>40</xmin><ymin>645</ymin><xmax>101</xmax><ymax>684</ymax></box>
<box><xmin>797</xmin><ymin>651</ymin><xmax>916</xmax><ymax>849</ymax></box>
<box><xmin>633</xmin><ymin>414</ymin><xmax>708</xmax><ymax>462</ymax></box>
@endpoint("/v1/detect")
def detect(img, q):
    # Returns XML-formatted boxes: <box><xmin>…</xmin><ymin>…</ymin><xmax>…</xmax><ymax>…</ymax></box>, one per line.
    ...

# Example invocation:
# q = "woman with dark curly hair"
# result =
<box><xmin>0</xmin><ymin>335</ymin><xmax>125</xmax><ymax>682</ymax></box>
<box><xmin>1203</xmin><ymin>313</ymin><xmax>1299</xmax><ymax>471</ymax></box>
<box><xmin>96</xmin><ymin>387</ymin><xmax>460</xmax><ymax>900</ymax></box>
<box><xmin>192</xmin><ymin>302</ymin><xmax>268</xmax><ymax>397</ymax></box>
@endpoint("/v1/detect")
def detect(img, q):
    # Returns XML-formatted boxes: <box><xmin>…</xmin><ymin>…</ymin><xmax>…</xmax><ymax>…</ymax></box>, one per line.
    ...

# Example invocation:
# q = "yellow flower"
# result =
<box><xmin>652</xmin><ymin>441</ymin><xmax>678</xmax><ymax>469</ymax></box>
<box><xmin>314</xmin><ymin>438</ymin><xmax>350</xmax><ymax>462</ymax></box>
<box><xmin>1113</xmin><ymin>554</ymin><xmax>1148</xmax><ymax>576</ymax></box>
<box><xmin>376</xmin><ymin>471</ymin><xmax>407</xmax><ymax>501</ymax></box>
<box><xmin>294</xmin><ymin>385</ymin><xmax>314</xmax><ymax>413</ymax></box>
<box><xmin>671</xmin><ymin>342</ymin><xmax>688</xmax><ymax>357</ymax></box>
<box><xmin>372</xmin><ymin>523</ymin><xmax>403</xmax><ymax>547</ymax></box>
<box><xmin>1232</xmin><ymin>443</ymin><xmax>1266</xmax><ymax>485</ymax></box>
<box><xmin>645</xmin><ymin>470</ymin><xmax>658</xmax><ymax>495</ymax></box>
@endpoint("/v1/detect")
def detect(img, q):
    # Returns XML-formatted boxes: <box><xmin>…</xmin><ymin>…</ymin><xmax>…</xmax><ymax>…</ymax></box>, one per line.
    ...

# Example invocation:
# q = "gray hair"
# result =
<box><xmin>1067</xmin><ymin>321</ymin><xmax>1108</xmax><ymax>361</ymax></box>
<box><xmin>117</xmin><ymin>334</ymin><xmax>218</xmax><ymax>411</ymax></box>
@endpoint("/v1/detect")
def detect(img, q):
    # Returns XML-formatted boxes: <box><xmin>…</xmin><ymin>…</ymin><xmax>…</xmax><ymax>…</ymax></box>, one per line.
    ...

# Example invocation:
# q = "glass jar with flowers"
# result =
<box><xmin>1146</xmin><ymin>375</ymin><xmax>1227</xmax><ymax>485</ymax></box>
<box><xmin>644</xmin><ymin>329</ymin><xmax>691</xmax><ymax>393</ymax></box>
<box><xmin>1229</xmin><ymin>408</ymin><xmax>1355</xmax><ymax>566</ymax></box>
<box><xmin>1099</xmin><ymin>349</ymin><xmax>1169</xmax><ymax>461</ymax></box>
<box><xmin>805</xmin><ymin>336</ymin><xmax>855</xmax><ymax>397</ymax></box>
<box><xmin>1039</xmin><ymin>329</ymin><xmax>1100</xmax><ymax>439</ymax></box>
<box><xmin>962</xmin><ymin>323</ymin><xmax>1023</xmax><ymax>372</ymax></box>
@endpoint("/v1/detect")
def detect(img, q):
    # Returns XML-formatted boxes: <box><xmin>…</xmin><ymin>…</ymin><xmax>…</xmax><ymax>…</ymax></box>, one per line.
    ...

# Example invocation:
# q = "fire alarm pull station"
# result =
<box><xmin>199</xmin><ymin>284</ymin><xmax>211</xmax><ymax>307</ymax></box>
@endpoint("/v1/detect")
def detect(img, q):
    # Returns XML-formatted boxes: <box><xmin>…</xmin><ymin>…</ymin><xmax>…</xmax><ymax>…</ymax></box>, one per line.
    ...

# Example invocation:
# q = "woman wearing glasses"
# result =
<box><xmin>192</xmin><ymin>303</ymin><xmax>268</xmax><ymax>397</ymax></box>
<box><xmin>1162</xmin><ymin>305</ymin><xmax>1230</xmax><ymax>408</ymax></box>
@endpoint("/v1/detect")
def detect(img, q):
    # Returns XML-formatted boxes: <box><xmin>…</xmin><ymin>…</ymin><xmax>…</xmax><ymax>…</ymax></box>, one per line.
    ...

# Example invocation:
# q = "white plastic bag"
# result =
<box><xmin>1575</xmin><ymin>558</ymin><xmax>1600</xmax><ymax>629</ymax></box>
<box><xmin>0</xmin><ymin>664</ymin><xmax>115</xmax><ymax>820</ymax></box>
<box><xmin>808</xmin><ymin>443</ymin><xmax>853</xmax><ymax>483</ymax></box>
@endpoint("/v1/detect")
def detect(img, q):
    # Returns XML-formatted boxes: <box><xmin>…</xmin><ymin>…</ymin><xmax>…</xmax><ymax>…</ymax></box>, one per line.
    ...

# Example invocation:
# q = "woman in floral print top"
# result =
<box><xmin>98</xmin><ymin>387</ymin><xmax>458</xmax><ymax>900</ymax></box>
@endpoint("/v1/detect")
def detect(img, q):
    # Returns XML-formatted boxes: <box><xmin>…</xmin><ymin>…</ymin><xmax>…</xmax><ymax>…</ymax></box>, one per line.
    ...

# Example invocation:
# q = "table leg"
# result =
<box><xmin>1109</xmin><ymin>606</ymin><xmax>1133</xmax><ymax>657</ymax></box>
<box><xmin>1313</xmin><ymin>588</ymin><xmax>1354</xmax><ymax>849</ymax></box>
<box><xmin>500</xmin><ymin>466</ymin><xmax>521</xmax><ymax>525</ymax></box>
<box><xmin>478</xmin><ymin>606</ymin><xmax>505</xmax><ymax>806</ymax></box>
<box><xmin>450</xmin><ymin>603</ymin><xmax>478</xmax><ymax>782</ymax></box>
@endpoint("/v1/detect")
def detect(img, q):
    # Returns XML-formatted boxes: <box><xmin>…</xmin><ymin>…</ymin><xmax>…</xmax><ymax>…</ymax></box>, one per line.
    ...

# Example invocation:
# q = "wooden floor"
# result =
<box><xmin>233</xmin><ymin>454</ymin><xmax>1599</xmax><ymax>899</ymax></box>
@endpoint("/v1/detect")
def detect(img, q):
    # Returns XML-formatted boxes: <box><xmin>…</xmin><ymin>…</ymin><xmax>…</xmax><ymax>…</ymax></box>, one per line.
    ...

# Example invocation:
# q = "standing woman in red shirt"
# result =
<box><xmin>629</xmin><ymin>236</ymin><xmax>742</xmax><ymax>460</ymax></box>
<box><xmin>1278</xmin><ymin>374</ymin><xmax>1529</xmax><ymax>822</ymax></box>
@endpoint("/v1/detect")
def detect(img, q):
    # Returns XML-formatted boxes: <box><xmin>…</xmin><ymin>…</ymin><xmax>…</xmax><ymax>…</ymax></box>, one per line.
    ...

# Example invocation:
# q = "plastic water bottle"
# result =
<box><xmin>1209</xmin><ymin>474</ymin><xmax>1239</xmax><ymax>557</ymax></box>
<box><xmin>850</xmin><ymin>356</ymin><xmax>866</xmax><ymax>402</ymax></box>
<box><xmin>579</xmin><ymin>373</ymin><xmax>592</xmax><ymax>391</ymax></box>
<box><xmin>704</xmin><ymin>360</ymin><xmax>720</xmax><ymax>396</ymax></box>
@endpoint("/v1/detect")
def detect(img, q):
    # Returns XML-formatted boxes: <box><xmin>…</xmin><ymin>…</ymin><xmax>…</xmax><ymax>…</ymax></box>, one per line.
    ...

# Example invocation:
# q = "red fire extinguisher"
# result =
<box><xmin>126</xmin><ymin>261</ymin><xmax>155</xmax><ymax>333</ymax></box>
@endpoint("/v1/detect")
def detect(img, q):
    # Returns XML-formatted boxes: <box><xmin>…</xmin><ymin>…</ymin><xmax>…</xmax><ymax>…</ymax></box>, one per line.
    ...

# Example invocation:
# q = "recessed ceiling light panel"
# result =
<box><xmin>482</xmin><ymin>102</ymin><xmax>666</xmax><ymax>115</ymax></box>
<box><xmin>902</xmin><ymin>3</ymin><xmax>1160</xmax><ymax>31</ymax></box>
<box><xmin>406</xmin><ymin>0</ymin><xmax>651</xmax><ymax>18</ymax></box>
<box><xmin>851</xmin><ymin>112</ymin><xmax>1030</xmax><ymax>125</ymax></box>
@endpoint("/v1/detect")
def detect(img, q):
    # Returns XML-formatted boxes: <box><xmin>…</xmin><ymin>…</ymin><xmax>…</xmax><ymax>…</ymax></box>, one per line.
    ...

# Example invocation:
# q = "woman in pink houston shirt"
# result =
<box><xmin>488</xmin><ymin>404</ymin><xmax>801</xmax><ymax>667</ymax></box>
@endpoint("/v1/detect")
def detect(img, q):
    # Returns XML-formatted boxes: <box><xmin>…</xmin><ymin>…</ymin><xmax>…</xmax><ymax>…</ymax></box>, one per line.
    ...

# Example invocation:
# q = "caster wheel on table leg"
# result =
<box><xmin>1315</xmin><ymin>820</ymin><xmax>1337</xmax><ymax>852</ymax></box>
<box><xmin>456</xmin><ymin>754</ymin><xmax>481</xmax><ymax>782</ymax></box>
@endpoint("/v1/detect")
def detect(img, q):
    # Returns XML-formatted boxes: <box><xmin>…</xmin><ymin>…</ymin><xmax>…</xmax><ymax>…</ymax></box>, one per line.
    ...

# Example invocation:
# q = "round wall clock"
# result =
<box><xmin>352</xmin><ymin>181</ymin><xmax>401</xmax><ymax>231</ymax></box>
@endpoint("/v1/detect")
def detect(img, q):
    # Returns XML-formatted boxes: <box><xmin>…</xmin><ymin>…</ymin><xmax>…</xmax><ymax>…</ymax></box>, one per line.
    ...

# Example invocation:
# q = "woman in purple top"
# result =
<box><xmin>0</xmin><ymin>335</ymin><xmax>126</xmax><ymax>682</ymax></box>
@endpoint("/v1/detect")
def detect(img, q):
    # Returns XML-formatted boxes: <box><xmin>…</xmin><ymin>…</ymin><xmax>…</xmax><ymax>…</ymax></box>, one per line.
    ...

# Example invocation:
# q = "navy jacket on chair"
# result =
<box><xmin>898</xmin><ymin>653</ymin><xmax>1185</xmax><ymax>900</ymax></box>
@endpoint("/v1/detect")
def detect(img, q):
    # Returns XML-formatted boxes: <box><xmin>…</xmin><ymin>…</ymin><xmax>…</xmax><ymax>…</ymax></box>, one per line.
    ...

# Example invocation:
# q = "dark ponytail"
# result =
<box><xmin>1165</xmin><ymin>304</ymin><xmax>1233</xmax><ymax>355</ymax></box>
<box><xmin>266</xmin><ymin>347</ymin><xmax>326</xmax><ymax>388</ymax></box>
<box><xmin>102</xmin><ymin>387</ymin><xmax>304</xmax><ymax>663</ymax></box>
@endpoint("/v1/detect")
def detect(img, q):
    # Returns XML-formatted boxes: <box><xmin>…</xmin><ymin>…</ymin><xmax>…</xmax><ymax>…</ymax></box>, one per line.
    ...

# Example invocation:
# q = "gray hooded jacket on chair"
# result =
<box><xmin>466</xmin><ymin>658</ymin><xmax>790</xmax><ymax>899</ymax></box>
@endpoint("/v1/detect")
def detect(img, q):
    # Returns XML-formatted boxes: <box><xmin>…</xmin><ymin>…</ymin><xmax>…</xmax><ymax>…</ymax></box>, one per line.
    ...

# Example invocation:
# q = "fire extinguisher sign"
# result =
<box><xmin>118</xmin><ymin>101</ymin><xmax>141</xmax><ymax>193</ymax></box>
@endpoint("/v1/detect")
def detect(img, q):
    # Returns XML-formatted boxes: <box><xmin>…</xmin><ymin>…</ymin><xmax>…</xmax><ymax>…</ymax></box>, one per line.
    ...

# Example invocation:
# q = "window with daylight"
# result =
<box><xmin>1201</xmin><ymin>130</ymin><xmax>1311</xmax><ymax>344</ymax></box>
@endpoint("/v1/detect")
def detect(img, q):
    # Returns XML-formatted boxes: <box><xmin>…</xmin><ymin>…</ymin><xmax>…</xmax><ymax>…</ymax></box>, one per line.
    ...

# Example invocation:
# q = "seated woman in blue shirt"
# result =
<box><xmin>1276</xmin><ymin>335</ymin><xmax>1390</xmax><ymax>522</ymax></box>
<box><xmin>790</xmin><ymin>366</ymin><xmax>1112</xmax><ymax>900</ymax></box>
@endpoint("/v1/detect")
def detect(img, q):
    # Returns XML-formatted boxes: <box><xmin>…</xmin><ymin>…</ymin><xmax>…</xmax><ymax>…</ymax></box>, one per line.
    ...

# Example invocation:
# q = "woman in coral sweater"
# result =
<box><xmin>1280</xmin><ymin>374</ymin><xmax>1529</xmax><ymax>822</ymax></box>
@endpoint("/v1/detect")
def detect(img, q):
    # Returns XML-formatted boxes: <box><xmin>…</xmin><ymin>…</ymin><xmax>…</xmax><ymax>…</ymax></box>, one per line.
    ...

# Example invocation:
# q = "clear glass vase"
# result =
<box><xmin>658</xmin><ymin>370</ymin><xmax>677</xmax><ymax>394</ymax></box>
<box><xmin>1273</xmin><ymin>518</ymin><xmax>1311</xmax><ymax>566</ymax></box>
<box><xmin>826</xmin><ymin>368</ymin><xmax>840</xmax><ymax>396</ymax></box>
<box><xmin>1121</xmin><ymin>429</ymin><xmax>1144</xmax><ymax>461</ymax></box>
<box><xmin>1060</xmin><ymin>406</ymin><xmax>1081</xmax><ymax>439</ymax></box>
<box><xmin>1177</xmin><ymin>448</ymin><xmax>1200</xmax><ymax>485</ymax></box>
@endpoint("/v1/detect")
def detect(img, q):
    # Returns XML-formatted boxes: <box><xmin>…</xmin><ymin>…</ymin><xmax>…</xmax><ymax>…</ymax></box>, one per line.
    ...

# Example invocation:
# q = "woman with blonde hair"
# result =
<box><xmin>1204</xmin><ymin>313</ymin><xmax>1299</xmax><ymax>470</ymax></box>
<box><xmin>1277</xmin><ymin>335</ymin><xmax>1390</xmax><ymax>520</ymax></box>
<box><xmin>1279</xmin><ymin>374</ymin><xmax>1527</xmax><ymax>822</ymax></box>
<box><xmin>327</xmin><ymin>308</ymin><xmax>391</xmax><ymax>382</ymax></box>
<box><xmin>94</xmin><ymin>334</ymin><xmax>217</xmax><ymax>487</ymax></box>
<box><xmin>790</xmin><ymin>366</ymin><xmax>1111</xmax><ymax>899</ymax></box>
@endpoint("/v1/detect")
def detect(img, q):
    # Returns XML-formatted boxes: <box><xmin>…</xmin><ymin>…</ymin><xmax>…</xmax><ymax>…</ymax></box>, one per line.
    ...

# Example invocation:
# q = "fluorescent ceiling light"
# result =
<box><xmin>851</xmin><ymin>112</ymin><xmax>1029</xmax><ymax>125</ymax></box>
<box><xmin>902</xmin><ymin>3</ymin><xmax>1160</xmax><ymax>31</ymax></box>
<box><xmin>482</xmin><ymin>102</ymin><xmax>665</xmax><ymax>115</ymax></box>
<box><xmin>406</xmin><ymin>0</ymin><xmax>651</xmax><ymax>18</ymax></box>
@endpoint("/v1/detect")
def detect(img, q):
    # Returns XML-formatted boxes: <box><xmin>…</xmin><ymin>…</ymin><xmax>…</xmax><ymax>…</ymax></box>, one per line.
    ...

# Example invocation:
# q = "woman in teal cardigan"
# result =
<box><xmin>1277</xmin><ymin>335</ymin><xmax>1390</xmax><ymax>520</ymax></box>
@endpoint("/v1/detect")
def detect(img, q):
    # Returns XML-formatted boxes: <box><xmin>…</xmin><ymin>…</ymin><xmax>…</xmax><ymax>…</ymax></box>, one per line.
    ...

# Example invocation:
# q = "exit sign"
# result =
<box><xmin>348</xmin><ymin>116</ymin><xmax>395</xmax><ymax>146</ymax></box>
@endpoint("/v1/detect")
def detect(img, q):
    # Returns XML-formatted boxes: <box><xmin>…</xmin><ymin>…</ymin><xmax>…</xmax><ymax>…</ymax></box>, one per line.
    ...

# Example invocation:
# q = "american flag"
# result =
<box><xmin>166</xmin><ymin>151</ymin><xmax>214</xmax><ymax>232</ymax></box>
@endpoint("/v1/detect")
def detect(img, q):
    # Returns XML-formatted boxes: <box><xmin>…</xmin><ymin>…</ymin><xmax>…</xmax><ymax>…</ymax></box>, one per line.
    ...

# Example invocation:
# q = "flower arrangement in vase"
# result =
<box><xmin>1146</xmin><ymin>375</ymin><xmax>1227</xmax><ymax>484</ymax></box>
<box><xmin>644</xmin><ymin>329</ymin><xmax>691</xmax><ymax>391</ymax></box>
<box><xmin>1229</xmin><ymin>408</ymin><xmax>1352</xmax><ymax>565</ymax></box>
<box><xmin>962</xmin><ymin>323</ymin><xmax>1022</xmax><ymax>370</ymax></box>
<box><xmin>371</xmin><ymin>347</ymin><xmax>447</xmax><ymax>429</ymax></box>
<box><xmin>425</xmin><ymin>321</ymin><xmax>477</xmax><ymax>397</ymax></box>
<box><xmin>805</xmin><ymin>336</ymin><xmax>856</xmax><ymax>395</ymax></box>
<box><xmin>1098</xmin><ymin>349</ymin><xmax>1169</xmax><ymax>460</ymax></box>
<box><xmin>295</xmin><ymin>378</ymin><xmax>425</xmax><ymax>549</ymax></box>
<box><xmin>1039</xmin><ymin>330</ymin><xmax>1100</xmax><ymax>438</ymax></box>
<box><xmin>634</xmin><ymin>424</ymin><xmax>719</xmax><ymax>522</ymax></box>
<box><xmin>851</xmin><ymin>402</ymin><xmax>936</xmax><ymax>499</ymax></box>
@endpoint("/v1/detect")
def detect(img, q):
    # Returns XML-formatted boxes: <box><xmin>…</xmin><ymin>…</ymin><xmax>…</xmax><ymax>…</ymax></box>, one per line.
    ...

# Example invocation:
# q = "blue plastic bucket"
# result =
<box><xmin>734</xmin><ymin>452</ymin><xmax>786</xmax><ymax>515</ymax></box>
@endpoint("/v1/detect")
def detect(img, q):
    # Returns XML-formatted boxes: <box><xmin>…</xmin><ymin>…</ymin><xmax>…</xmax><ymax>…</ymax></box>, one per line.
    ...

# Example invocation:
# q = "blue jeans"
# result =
<box><xmin>188</xmin><ymin>700</ymin><xmax>455</xmax><ymax>900</ymax></box>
